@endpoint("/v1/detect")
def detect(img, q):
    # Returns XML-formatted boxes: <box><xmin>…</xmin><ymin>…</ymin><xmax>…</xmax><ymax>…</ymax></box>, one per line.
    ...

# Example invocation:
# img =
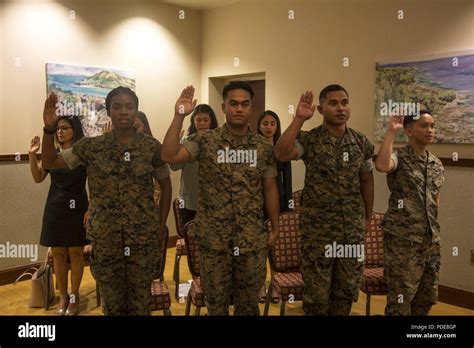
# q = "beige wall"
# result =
<box><xmin>0</xmin><ymin>0</ymin><xmax>473</xmax><ymax>292</ymax></box>
<box><xmin>200</xmin><ymin>0</ymin><xmax>474</xmax><ymax>291</ymax></box>
<box><xmin>0</xmin><ymin>0</ymin><xmax>202</xmax><ymax>269</ymax></box>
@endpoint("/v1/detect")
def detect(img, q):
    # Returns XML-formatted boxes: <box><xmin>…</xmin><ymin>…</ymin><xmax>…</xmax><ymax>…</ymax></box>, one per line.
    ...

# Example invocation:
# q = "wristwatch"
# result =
<box><xmin>43</xmin><ymin>127</ymin><xmax>56</xmax><ymax>134</ymax></box>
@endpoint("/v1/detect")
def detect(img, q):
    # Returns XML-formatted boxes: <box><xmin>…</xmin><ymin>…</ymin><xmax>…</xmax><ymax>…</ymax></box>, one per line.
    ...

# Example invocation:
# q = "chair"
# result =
<box><xmin>150</xmin><ymin>225</ymin><xmax>172</xmax><ymax>316</ymax></box>
<box><xmin>360</xmin><ymin>211</ymin><xmax>387</xmax><ymax>315</ymax></box>
<box><xmin>264</xmin><ymin>211</ymin><xmax>305</xmax><ymax>316</ymax></box>
<box><xmin>172</xmin><ymin>198</ymin><xmax>188</xmax><ymax>300</ymax></box>
<box><xmin>47</xmin><ymin>246</ymin><xmax>100</xmax><ymax>309</ymax></box>
<box><xmin>182</xmin><ymin>221</ymin><xmax>206</xmax><ymax>316</ymax></box>
<box><xmin>291</xmin><ymin>190</ymin><xmax>302</xmax><ymax>213</ymax></box>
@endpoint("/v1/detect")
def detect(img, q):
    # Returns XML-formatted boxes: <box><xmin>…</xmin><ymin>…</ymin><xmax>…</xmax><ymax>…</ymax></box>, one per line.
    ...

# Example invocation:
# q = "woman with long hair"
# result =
<box><xmin>29</xmin><ymin>115</ymin><xmax>88</xmax><ymax>315</ymax></box>
<box><xmin>257</xmin><ymin>110</ymin><xmax>293</xmax><ymax>303</ymax></box>
<box><xmin>170</xmin><ymin>104</ymin><xmax>219</xmax><ymax>224</ymax></box>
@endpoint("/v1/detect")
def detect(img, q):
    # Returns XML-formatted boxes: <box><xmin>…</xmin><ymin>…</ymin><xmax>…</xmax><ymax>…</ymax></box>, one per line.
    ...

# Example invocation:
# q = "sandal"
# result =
<box><xmin>65</xmin><ymin>293</ymin><xmax>80</xmax><ymax>316</ymax></box>
<box><xmin>55</xmin><ymin>294</ymin><xmax>69</xmax><ymax>316</ymax></box>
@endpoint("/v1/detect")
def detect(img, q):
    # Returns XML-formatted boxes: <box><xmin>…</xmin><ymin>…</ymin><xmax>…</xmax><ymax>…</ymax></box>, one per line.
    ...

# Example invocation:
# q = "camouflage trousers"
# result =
<box><xmin>300</xmin><ymin>241</ymin><xmax>364</xmax><ymax>315</ymax></box>
<box><xmin>200</xmin><ymin>246</ymin><xmax>267</xmax><ymax>316</ymax></box>
<box><xmin>384</xmin><ymin>233</ymin><xmax>440</xmax><ymax>315</ymax></box>
<box><xmin>90</xmin><ymin>236</ymin><xmax>156</xmax><ymax>316</ymax></box>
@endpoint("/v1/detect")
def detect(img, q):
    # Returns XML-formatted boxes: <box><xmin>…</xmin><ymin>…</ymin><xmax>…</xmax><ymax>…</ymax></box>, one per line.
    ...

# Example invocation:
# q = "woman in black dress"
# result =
<box><xmin>28</xmin><ymin>115</ymin><xmax>88</xmax><ymax>315</ymax></box>
<box><xmin>257</xmin><ymin>110</ymin><xmax>293</xmax><ymax>303</ymax></box>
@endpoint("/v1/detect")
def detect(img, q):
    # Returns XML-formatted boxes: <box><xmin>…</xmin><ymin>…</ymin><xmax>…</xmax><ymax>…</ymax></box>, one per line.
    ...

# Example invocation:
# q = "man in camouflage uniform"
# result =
<box><xmin>275</xmin><ymin>85</ymin><xmax>374</xmax><ymax>315</ymax></box>
<box><xmin>41</xmin><ymin>87</ymin><xmax>172</xmax><ymax>315</ymax></box>
<box><xmin>162</xmin><ymin>83</ymin><xmax>280</xmax><ymax>315</ymax></box>
<box><xmin>375</xmin><ymin>112</ymin><xmax>444</xmax><ymax>315</ymax></box>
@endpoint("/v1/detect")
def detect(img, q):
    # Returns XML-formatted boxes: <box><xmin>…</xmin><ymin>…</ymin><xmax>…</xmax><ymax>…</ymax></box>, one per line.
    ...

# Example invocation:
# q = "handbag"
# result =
<box><xmin>14</xmin><ymin>252</ymin><xmax>55</xmax><ymax>308</ymax></box>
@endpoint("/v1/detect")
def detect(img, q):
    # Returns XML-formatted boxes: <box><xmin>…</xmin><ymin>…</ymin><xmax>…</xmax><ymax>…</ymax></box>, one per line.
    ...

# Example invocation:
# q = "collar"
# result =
<box><xmin>405</xmin><ymin>145</ymin><xmax>437</xmax><ymax>164</ymax></box>
<box><xmin>318</xmin><ymin>123</ymin><xmax>357</xmax><ymax>147</ymax></box>
<box><xmin>104</xmin><ymin>128</ymin><xmax>143</xmax><ymax>149</ymax></box>
<box><xmin>220</xmin><ymin>123</ymin><xmax>258</xmax><ymax>146</ymax></box>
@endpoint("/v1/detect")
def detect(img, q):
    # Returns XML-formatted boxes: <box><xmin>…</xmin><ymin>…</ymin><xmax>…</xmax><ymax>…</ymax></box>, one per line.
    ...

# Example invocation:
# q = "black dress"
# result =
<box><xmin>39</xmin><ymin>165</ymin><xmax>88</xmax><ymax>247</ymax></box>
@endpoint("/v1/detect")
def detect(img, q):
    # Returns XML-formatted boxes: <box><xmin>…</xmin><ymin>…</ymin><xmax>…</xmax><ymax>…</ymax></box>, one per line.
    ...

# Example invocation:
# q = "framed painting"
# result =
<box><xmin>374</xmin><ymin>51</ymin><xmax>474</xmax><ymax>143</ymax></box>
<box><xmin>46</xmin><ymin>63</ymin><xmax>135</xmax><ymax>137</ymax></box>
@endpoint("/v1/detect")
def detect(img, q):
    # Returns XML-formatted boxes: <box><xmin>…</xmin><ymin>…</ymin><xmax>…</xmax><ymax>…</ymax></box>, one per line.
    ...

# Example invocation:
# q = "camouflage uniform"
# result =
<box><xmin>182</xmin><ymin>124</ymin><xmax>276</xmax><ymax>315</ymax></box>
<box><xmin>295</xmin><ymin>124</ymin><xmax>374</xmax><ymax>315</ymax></box>
<box><xmin>62</xmin><ymin>130</ymin><xmax>170</xmax><ymax>315</ymax></box>
<box><xmin>381</xmin><ymin>146</ymin><xmax>444</xmax><ymax>315</ymax></box>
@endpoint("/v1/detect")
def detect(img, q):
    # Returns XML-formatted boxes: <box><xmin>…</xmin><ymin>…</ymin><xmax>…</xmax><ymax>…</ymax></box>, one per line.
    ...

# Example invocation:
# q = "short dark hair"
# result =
<box><xmin>403</xmin><ymin>109</ymin><xmax>433</xmax><ymax>128</ymax></box>
<box><xmin>105</xmin><ymin>86</ymin><xmax>138</xmax><ymax>114</ymax></box>
<box><xmin>222</xmin><ymin>81</ymin><xmax>254</xmax><ymax>101</ymax></box>
<box><xmin>55</xmin><ymin>116</ymin><xmax>85</xmax><ymax>145</ymax></box>
<box><xmin>188</xmin><ymin>104</ymin><xmax>219</xmax><ymax>136</ymax></box>
<box><xmin>136</xmin><ymin>111</ymin><xmax>153</xmax><ymax>137</ymax></box>
<box><xmin>319</xmin><ymin>84</ymin><xmax>349</xmax><ymax>103</ymax></box>
<box><xmin>257</xmin><ymin>110</ymin><xmax>282</xmax><ymax>145</ymax></box>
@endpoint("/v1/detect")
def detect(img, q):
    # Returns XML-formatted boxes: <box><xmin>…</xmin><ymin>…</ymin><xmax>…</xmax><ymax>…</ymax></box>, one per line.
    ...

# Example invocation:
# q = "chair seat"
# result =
<box><xmin>361</xmin><ymin>267</ymin><xmax>387</xmax><ymax>295</ymax></box>
<box><xmin>272</xmin><ymin>272</ymin><xmax>305</xmax><ymax>301</ymax></box>
<box><xmin>176</xmin><ymin>238</ymin><xmax>187</xmax><ymax>256</ymax></box>
<box><xmin>151</xmin><ymin>280</ymin><xmax>171</xmax><ymax>310</ymax></box>
<box><xmin>190</xmin><ymin>278</ymin><xmax>205</xmax><ymax>307</ymax></box>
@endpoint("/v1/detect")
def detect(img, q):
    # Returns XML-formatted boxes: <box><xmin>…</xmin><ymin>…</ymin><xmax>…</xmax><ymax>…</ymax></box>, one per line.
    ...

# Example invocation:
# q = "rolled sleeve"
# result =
<box><xmin>360</xmin><ymin>136</ymin><xmax>374</xmax><ymax>172</ymax></box>
<box><xmin>182</xmin><ymin>141</ymin><xmax>200</xmax><ymax>163</ymax></box>
<box><xmin>263</xmin><ymin>147</ymin><xmax>277</xmax><ymax>178</ymax></box>
<box><xmin>62</xmin><ymin>147</ymin><xmax>84</xmax><ymax>169</ymax></box>
<box><xmin>387</xmin><ymin>152</ymin><xmax>399</xmax><ymax>173</ymax></box>
<box><xmin>152</xmin><ymin>164</ymin><xmax>171</xmax><ymax>181</ymax></box>
<box><xmin>361</xmin><ymin>158</ymin><xmax>374</xmax><ymax>172</ymax></box>
<box><xmin>295</xmin><ymin>140</ymin><xmax>305</xmax><ymax>160</ymax></box>
<box><xmin>263</xmin><ymin>164</ymin><xmax>277</xmax><ymax>178</ymax></box>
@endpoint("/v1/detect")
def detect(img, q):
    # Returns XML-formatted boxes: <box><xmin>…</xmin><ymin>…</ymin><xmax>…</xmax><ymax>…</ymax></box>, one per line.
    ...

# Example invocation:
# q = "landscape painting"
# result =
<box><xmin>46</xmin><ymin>63</ymin><xmax>135</xmax><ymax>137</ymax></box>
<box><xmin>374</xmin><ymin>52</ymin><xmax>474</xmax><ymax>143</ymax></box>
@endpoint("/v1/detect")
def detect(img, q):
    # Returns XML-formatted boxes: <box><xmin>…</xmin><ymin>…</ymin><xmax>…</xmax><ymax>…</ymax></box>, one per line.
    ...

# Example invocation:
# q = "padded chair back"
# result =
<box><xmin>172</xmin><ymin>197</ymin><xmax>186</xmax><ymax>238</ymax></box>
<box><xmin>266</xmin><ymin>211</ymin><xmax>301</xmax><ymax>273</ymax></box>
<box><xmin>183</xmin><ymin>221</ymin><xmax>200</xmax><ymax>277</ymax></box>
<box><xmin>365</xmin><ymin>211</ymin><xmax>385</xmax><ymax>268</ymax></box>
<box><xmin>292</xmin><ymin>190</ymin><xmax>303</xmax><ymax>213</ymax></box>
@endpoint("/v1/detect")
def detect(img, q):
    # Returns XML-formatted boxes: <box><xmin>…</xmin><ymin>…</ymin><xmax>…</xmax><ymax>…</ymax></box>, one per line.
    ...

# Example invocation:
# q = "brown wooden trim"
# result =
<box><xmin>438</xmin><ymin>285</ymin><xmax>474</xmax><ymax>310</ymax></box>
<box><xmin>0</xmin><ymin>153</ymin><xmax>41</xmax><ymax>163</ymax></box>
<box><xmin>4</xmin><ymin>153</ymin><xmax>474</xmax><ymax>167</ymax></box>
<box><xmin>371</xmin><ymin>155</ymin><xmax>474</xmax><ymax>168</ymax></box>
<box><xmin>0</xmin><ymin>262</ymin><xmax>43</xmax><ymax>286</ymax></box>
<box><xmin>438</xmin><ymin>157</ymin><xmax>474</xmax><ymax>167</ymax></box>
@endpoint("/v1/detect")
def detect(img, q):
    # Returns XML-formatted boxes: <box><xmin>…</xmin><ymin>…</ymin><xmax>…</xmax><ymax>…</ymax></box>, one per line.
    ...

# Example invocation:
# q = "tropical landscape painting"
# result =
<box><xmin>46</xmin><ymin>63</ymin><xmax>135</xmax><ymax>137</ymax></box>
<box><xmin>374</xmin><ymin>52</ymin><xmax>474</xmax><ymax>143</ymax></box>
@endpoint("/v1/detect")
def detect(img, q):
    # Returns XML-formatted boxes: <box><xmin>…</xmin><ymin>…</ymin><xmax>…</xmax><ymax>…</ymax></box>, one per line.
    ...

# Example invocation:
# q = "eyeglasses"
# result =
<box><xmin>56</xmin><ymin>127</ymin><xmax>72</xmax><ymax>132</ymax></box>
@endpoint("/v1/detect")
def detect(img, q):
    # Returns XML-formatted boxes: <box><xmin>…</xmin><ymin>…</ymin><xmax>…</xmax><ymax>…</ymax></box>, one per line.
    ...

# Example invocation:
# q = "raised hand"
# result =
<box><xmin>295</xmin><ymin>91</ymin><xmax>317</xmax><ymax>121</ymax></box>
<box><xmin>43</xmin><ymin>93</ymin><xmax>59</xmax><ymax>129</ymax></box>
<box><xmin>102</xmin><ymin>120</ymin><xmax>113</xmax><ymax>134</ymax></box>
<box><xmin>175</xmin><ymin>85</ymin><xmax>197</xmax><ymax>117</ymax></box>
<box><xmin>29</xmin><ymin>136</ymin><xmax>41</xmax><ymax>154</ymax></box>
<box><xmin>387</xmin><ymin>115</ymin><xmax>404</xmax><ymax>133</ymax></box>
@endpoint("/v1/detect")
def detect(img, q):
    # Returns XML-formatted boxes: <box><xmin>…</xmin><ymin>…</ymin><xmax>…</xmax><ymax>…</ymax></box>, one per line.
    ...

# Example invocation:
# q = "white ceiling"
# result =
<box><xmin>160</xmin><ymin>0</ymin><xmax>240</xmax><ymax>11</ymax></box>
